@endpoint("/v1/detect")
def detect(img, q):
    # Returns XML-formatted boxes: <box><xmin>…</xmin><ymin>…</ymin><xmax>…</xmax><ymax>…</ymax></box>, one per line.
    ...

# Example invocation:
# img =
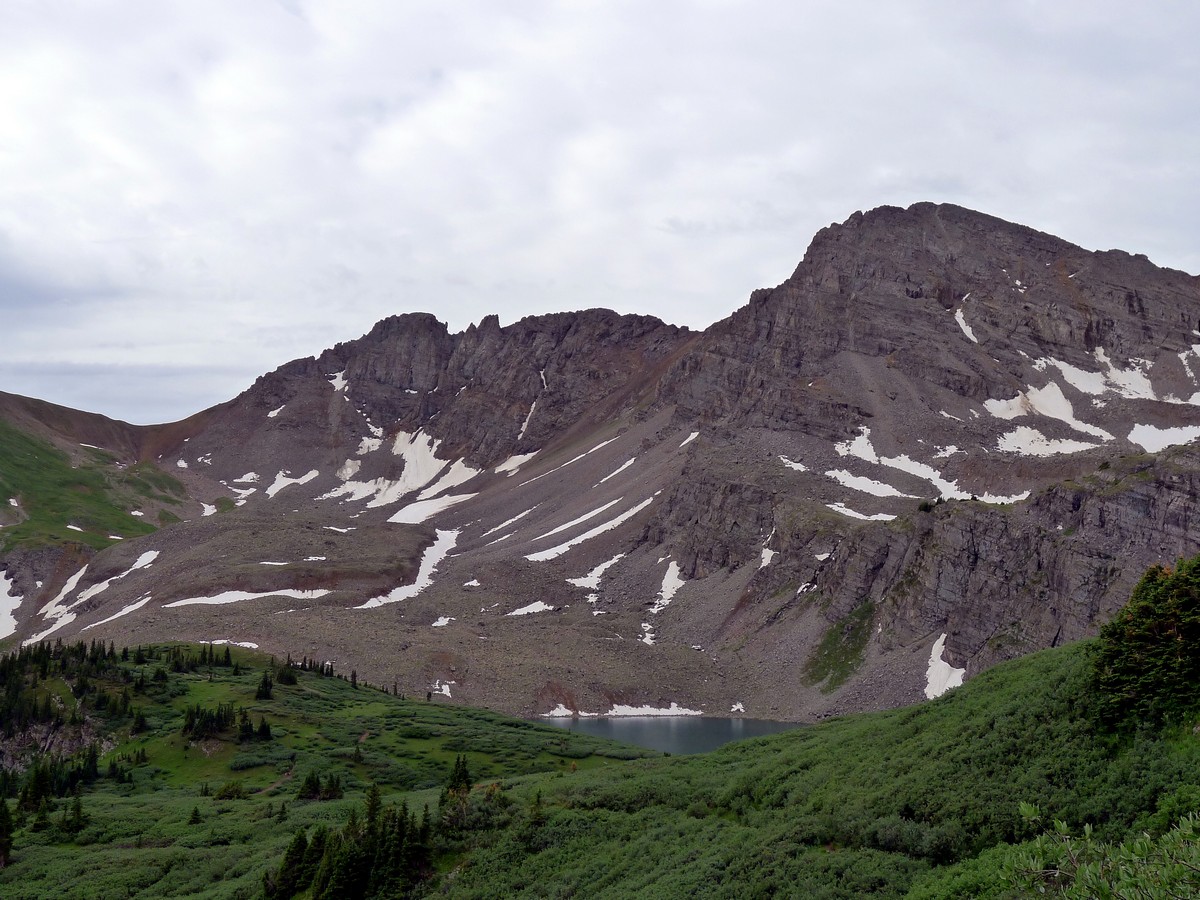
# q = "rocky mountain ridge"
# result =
<box><xmin>3</xmin><ymin>201</ymin><xmax>1199</xmax><ymax>721</ymax></box>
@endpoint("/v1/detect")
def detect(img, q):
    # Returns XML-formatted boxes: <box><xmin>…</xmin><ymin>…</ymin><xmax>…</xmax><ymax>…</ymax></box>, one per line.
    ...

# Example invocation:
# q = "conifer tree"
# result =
<box><xmin>0</xmin><ymin>798</ymin><xmax>12</xmax><ymax>868</ymax></box>
<box><xmin>256</xmin><ymin>671</ymin><xmax>273</xmax><ymax>700</ymax></box>
<box><xmin>273</xmin><ymin>828</ymin><xmax>308</xmax><ymax>897</ymax></box>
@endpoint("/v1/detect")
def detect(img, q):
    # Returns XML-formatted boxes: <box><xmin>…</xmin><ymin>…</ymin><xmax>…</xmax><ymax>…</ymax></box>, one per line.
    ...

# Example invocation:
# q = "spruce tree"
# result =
<box><xmin>0</xmin><ymin>798</ymin><xmax>13</xmax><ymax>867</ymax></box>
<box><xmin>274</xmin><ymin>828</ymin><xmax>308</xmax><ymax>898</ymax></box>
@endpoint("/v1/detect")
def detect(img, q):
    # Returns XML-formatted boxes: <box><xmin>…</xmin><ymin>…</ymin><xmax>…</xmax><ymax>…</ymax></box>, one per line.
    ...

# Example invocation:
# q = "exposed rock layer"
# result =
<box><xmin>3</xmin><ymin>202</ymin><xmax>1200</xmax><ymax>721</ymax></box>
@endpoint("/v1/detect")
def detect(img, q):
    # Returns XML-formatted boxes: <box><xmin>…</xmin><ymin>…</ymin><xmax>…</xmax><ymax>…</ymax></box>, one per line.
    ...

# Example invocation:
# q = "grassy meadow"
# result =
<box><xmin>3</xmin><ymin>557</ymin><xmax>1200</xmax><ymax>897</ymax></box>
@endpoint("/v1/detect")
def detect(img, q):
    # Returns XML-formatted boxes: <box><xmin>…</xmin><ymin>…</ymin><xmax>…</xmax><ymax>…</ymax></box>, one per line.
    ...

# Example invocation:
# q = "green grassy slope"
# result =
<box><xmin>4</xmin><ymin>557</ymin><xmax>1200</xmax><ymax>898</ymax></box>
<box><xmin>0</xmin><ymin>419</ymin><xmax>182</xmax><ymax>551</ymax></box>
<box><xmin>443</xmin><ymin>640</ymin><xmax>1200</xmax><ymax>898</ymax></box>
<box><xmin>0</xmin><ymin>643</ymin><xmax>655</xmax><ymax>899</ymax></box>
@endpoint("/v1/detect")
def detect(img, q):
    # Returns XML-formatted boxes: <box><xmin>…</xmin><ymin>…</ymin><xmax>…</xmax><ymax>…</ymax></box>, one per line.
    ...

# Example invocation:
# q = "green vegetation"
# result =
<box><xmin>804</xmin><ymin>598</ymin><xmax>874</xmax><ymax>691</ymax></box>
<box><xmin>1093</xmin><ymin>555</ymin><xmax>1200</xmax><ymax>729</ymax></box>
<box><xmin>5</xmin><ymin>554</ymin><xmax>1200</xmax><ymax>896</ymax></box>
<box><xmin>0</xmin><ymin>420</ymin><xmax>165</xmax><ymax>551</ymax></box>
<box><xmin>0</xmin><ymin>640</ymin><xmax>655</xmax><ymax>898</ymax></box>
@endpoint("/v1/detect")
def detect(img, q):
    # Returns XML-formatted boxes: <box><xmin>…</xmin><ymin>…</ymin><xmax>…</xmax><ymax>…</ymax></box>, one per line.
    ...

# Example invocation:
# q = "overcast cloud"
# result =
<box><xmin>2</xmin><ymin>1</ymin><xmax>1197</xmax><ymax>424</ymax></box>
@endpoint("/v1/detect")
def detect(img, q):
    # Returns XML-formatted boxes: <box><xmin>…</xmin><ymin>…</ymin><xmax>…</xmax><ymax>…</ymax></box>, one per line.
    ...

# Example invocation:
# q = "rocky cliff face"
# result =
<box><xmin>4</xmin><ymin>202</ymin><xmax>1199</xmax><ymax>722</ymax></box>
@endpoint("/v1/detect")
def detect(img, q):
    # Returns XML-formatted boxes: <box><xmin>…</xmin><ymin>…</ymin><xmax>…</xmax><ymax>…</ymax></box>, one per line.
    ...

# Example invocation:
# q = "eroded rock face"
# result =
<box><xmin>5</xmin><ymin>202</ymin><xmax>1200</xmax><ymax>721</ymax></box>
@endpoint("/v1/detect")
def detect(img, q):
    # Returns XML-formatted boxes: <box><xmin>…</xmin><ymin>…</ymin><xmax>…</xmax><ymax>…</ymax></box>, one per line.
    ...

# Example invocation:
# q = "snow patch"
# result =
<box><xmin>640</xmin><ymin>623</ymin><xmax>656</xmax><ymax>645</ymax></box>
<box><xmin>506</xmin><ymin>601</ymin><xmax>555</xmax><ymax>616</ymax></box>
<box><xmin>201</xmin><ymin>503</ymin><xmax>217</xmax><ymax>517</ymax></box>
<box><xmin>494</xmin><ymin>451</ymin><xmax>539</xmax><ymax>476</ymax></box>
<box><xmin>532</xmin><ymin>498</ymin><xmax>623</xmax><ymax>542</ymax></box>
<box><xmin>954</xmin><ymin>308</ymin><xmax>978</xmax><ymax>343</ymax></box>
<box><xmin>759</xmin><ymin>546</ymin><xmax>776</xmax><ymax>569</ymax></box>
<box><xmin>649</xmin><ymin>561</ymin><xmax>685</xmax><ymax>614</ymax></box>
<box><xmin>567</xmin><ymin>554</ymin><xmax>625</xmax><ymax>590</ymax></box>
<box><xmin>233</xmin><ymin>472</ymin><xmax>260</xmax><ymax>483</ymax></box>
<box><xmin>82</xmin><ymin>595</ymin><xmax>151</xmax><ymax>631</ymax></box>
<box><xmin>1128</xmin><ymin>423</ymin><xmax>1200</xmax><ymax>453</ymax></box>
<box><xmin>416</xmin><ymin>459</ymin><xmax>480</xmax><ymax>501</ymax></box>
<box><xmin>518</xmin><ymin>400</ymin><xmax>537</xmax><ymax>440</ymax></box>
<box><xmin>825</xmin><ymin>469</ymin><xmax>918</xmax><ymax>498</ymax></box>
<box><xmin>323</xmin><ymin>525</ymin><xmax>354</xmax><ymax>533</ymax></box>
<box><xmin>984</xmin><ymin>382</ymin><xmax>1112</xmax><ymax>440</ymax></box>
<box><xmin>67</xmin><ymin>524</ymin><xmax>83</xmax><ymax>532</ymax></box>
<box><xmin>337</xmin><ymin>459</ymin><xmax>362</xmax><ymax>481</ymax></box>
<box><xmin>357</xmin><ymin>436</ymin><xmax>383</xmax><ymax>455</ymax></box>
<box><xmin>679</xmin><ymin>431</ymin><xmax>699</xmax><ymax>448</ymax></box>
<box><xmin>268</xmin><ymin>405</ymin><xmax>285</xmax><ymax>418</ymax></box>
<box><xmin>431</xmin><ymin>616</ymin><xmax>455</xmax><ymax>627</ymax></box>
<box><xmin>463</xmin><ymin>579</ymin><xmax>480</xmax><ymax>587</ymax></box>
<box><xmin>606</xmin><ymin>702</ymin><xmax>702</xmax><ymax>717</ymax></box>
<box><xmin>834</xmin><ymin>429</ymin><xmax>878</xmax><ymax>464</ymax></box>
<box><xmin>176</xmin><ymin>459</ymin><xmax>188</xmax><ymax>469</ymax></box>
<box><xmin>432</xmin><ymin>680</ymin><xmax>454</xmax><ymax>698</ymax></box>
<box><xmin>1093</xmin><ymin>349</ymin><xmax>1155</xmax><ymax>400</ymax></box>
<box><xmin>541</xmin><ymin>704</ymin><xmax>598</xmax><ymax>718</ymax></box>
<box><xmin>924</xmin><ymin>633</ymin><xmax>965</xmax><ymax>699</ymax></box>
<box><xmin>328</xmin><ymin>370</ymin><xmax>348</xmax><ymax>391</ymax></box>
<box><xmin>815</xmin><ymin>552</ymin><xmax>830</xmax><ymax>561</ymax></box>
<box><xmin>265</xmin><ymin>469</ymin><xmax>319</xmax><ymax>498</ymax></box>
<box><xmin>520</xmin><ymin>437</ymin><xmax>619</xmax><ymax>486</ymax></box>
<box><xmin>165</xmin><ymin>588</ymin><xmax>330</xmax><ymax>608</ymax></box>
<box><xmin>778</xmin><ymin>455</ymin><xmax>807</xmax><ymax>472</ymax></box>
<box><xmin>826</xmin><ymin>502</ymin><xmax>896</xmax><ymax>522</ymax></box>
<box><xmin>0</xmin><ymin>570</ymin><xmax>23</xmax><ymax>639</ymax></box>
<box><xmin>74</xmin><ymin>551</ymin><xmax>159</xmax><ymax>606</ymax></box>
<box><xmin>525</xmin><ymin>497</ymin><xmax>655</xmax><ymax>562</ymax></box>
<box><xmin>997</xmin><ymin>427</ymin><xmax>1100</xmax><ymax>457</ymax></box>
<box><xmin>481</xmin><ymin>505</ymin><xmax>538</xmax><ymax>538</ymax></box>
<box><xmin>357</xmin><ymin>529</ymin><xmax>458</xmax><ymax>608</ymax></box>
<box><xmin>321</xmin><ymin>430</ymin><xmax>453</xmax><ymax>506</ymax></box>
<box><xmin>837</xmin><ymin>427</ymin><xmax>1030</xmax><ymax>502</ymax></box>
<box><xmin>730</xmin><ymin>702</ymin><xmax>745</xmax><ymax>713</ymax></box>
<box><xmin>597</xmin><ymin>458</ymin><xmax>636</xmax><ymax>485</ymax></box>
<box><xmin>387</xmin><ymin>493</ymin><xmax>476</xmax><ymax>524</ymax></box>
<box><xmin>26</xmin><ymin>565</ymin><xmax>90</xmax><ymax>645</ymax></box>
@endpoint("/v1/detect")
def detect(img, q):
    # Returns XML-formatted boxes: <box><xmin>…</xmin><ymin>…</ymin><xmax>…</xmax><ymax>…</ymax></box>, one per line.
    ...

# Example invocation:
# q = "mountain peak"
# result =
<box><xmin>4</xmin><ymin>204</ymin><xmax>1200</xmax><ymax>723</ymax></box>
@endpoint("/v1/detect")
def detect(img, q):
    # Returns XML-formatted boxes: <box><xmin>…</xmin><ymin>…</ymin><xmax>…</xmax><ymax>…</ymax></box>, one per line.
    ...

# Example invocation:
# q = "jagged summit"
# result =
<box><xmin>3</xmin><ymin>203</ymin><xmax>1199</xmax><ymax>721</ymax></box>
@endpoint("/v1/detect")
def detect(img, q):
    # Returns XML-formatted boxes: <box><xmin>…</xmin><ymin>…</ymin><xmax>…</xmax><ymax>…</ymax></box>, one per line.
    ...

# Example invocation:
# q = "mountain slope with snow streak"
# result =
<box><xmin>4</xmin><ymin>202</ymin><xmax>1200</xmax><ymax>722</ymax></box>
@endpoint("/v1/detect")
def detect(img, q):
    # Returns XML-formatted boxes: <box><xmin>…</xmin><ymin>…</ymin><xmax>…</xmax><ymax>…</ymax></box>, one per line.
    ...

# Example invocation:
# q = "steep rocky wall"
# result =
<box><xmin>728</xmin><ymin>448</ymin><xmax>1200</xmax><ymax>677</ymax></box>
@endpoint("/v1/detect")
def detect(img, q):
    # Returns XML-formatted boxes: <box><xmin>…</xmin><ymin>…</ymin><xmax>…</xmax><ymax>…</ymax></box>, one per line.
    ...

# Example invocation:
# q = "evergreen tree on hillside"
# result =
<box><xmin>1093</xmin><ymin>555</ymin><xmax>1200</xmax><ymax>728</ymax></box>
<box><xmin>256</xmin><ymin>671</ymin><xmax>273</xmax><ymax>700</ymax></box>
<box><xmin>0</xmin><ymin>797</ymin><xmax>12</xmax><ymax>868</ymax></box>
<box><xmin>448</xmin><ymin>754</ymin><xmax>471</xmax><ymax>794</ymax></box>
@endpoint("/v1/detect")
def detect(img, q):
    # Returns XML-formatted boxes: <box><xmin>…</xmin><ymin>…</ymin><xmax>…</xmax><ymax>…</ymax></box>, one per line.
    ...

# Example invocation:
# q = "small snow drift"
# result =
<box><xmin>924</xmin><ymin>633</ymin><xmax>965</xmax><ymax>699</ymax></box>
<box><xmin>357</xmin><ymin>530</ymin><xmax>459</xmax><ymax>609</ymax></box>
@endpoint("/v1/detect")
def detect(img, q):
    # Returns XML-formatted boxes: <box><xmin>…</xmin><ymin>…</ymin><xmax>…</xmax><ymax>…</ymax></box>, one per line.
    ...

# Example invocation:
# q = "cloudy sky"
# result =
<box><xmin>2</xmin><ymin>1</ymin><xmax>1197</xmax><ymax>424</ymax></box>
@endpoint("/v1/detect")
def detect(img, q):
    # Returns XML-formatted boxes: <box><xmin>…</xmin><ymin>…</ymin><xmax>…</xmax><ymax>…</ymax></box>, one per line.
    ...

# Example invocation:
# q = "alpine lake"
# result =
<box><xmin>542</xmin><ymin>715</ymin><xmax>803</xmax><ymax>755</ymax></box>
